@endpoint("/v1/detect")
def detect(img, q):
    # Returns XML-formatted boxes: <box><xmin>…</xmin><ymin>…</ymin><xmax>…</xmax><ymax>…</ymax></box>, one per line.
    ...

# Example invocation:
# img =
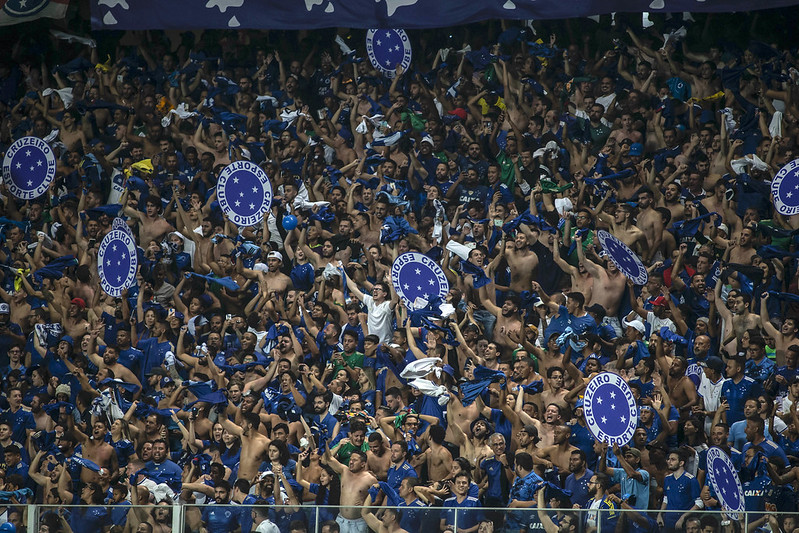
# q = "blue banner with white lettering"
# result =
<box><xmin>91</xmin><ymin>0</ymin><xmax>799</xmax><ymax>30</ymax></box>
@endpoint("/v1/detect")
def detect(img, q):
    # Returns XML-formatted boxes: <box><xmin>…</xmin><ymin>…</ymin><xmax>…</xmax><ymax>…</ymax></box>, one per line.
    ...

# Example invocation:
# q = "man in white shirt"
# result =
<box><xmin>345</xmin><ymin>278</ymin><xmax>397</xmax><ymax>343</ymax></box>
<box><xmin>696</xmin><ymin>356</ymin><xmax>727</xmax><ymax>435</ymax></box>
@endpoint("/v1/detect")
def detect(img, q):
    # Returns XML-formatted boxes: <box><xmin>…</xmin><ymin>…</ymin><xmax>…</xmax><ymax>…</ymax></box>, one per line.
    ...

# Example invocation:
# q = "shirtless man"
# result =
<box><xmin>603</xmin><ymin>204</ymin><xmax>648</xmax><ymax>257</ymax></box>
<box><xmin>123</xmin><ymin>192</ymin><xmax>175</xmax><ymax>246</ymax></box>
<box><xmin>366</xmin><ymin>432</ymin><xmax>391</xmax><ymax>481</ymax></box>
<box><xmin>425</xmin><ymin>425</ymin><xmax>454</xmax><ymax>482</ymax></box>
<box><xmin>717</xmin><ymin>291</ymin><xmax>759</xmax><ymax>348</ymax></box>
<box><xmin>537</xmin><ymin>403</ymin><xmax>565</xmax><ymax>448</ymax></box>
<box><xmin>447</xmin><ymin>407</ymin><xmax>492</xmax><ymax>469</ymax></box>
<box><xmin>250</xmin><ymin>251</ymin><xmax>293</xmax><ymax>295</ymax></box>
<box><xmin>323</xmin><ymin>448</ymin><xmax>378</xmax><ymax>531</ymax></box>
<box><xmin>74</xmin><ymin>420</ymin><xmax>119</xmax><ymax>483</ymax></box>
<box><xmin>193</xmin><ymin>126</ymin><xmax>230</xmax><ymax>166</ymax></box>
<box><xmin>609</xmin><ymin>113</ymin><xmax>643</xmax><ymax>144</ymax></box>
<box><xmin>576</xmin><ymin>237</ymin><xmax>627</xmax><ymax>334</ymax></box>
<box><xmin>728</xmin><ymin>227</ymin><xmax>757</xmax><ymax>265</ymax></box>
<box><xmin>59</xmin><ymin>298</ymin><xmax>91</xmax><ymax>339</ymax></box>
<box><xmin>86</xmin><ymin>339</ymin><xmax>142</xmax><ymax>391</ymax></box>
<box><xmin>535</xmin><ymin>425</ymin><xmax>577</xmax><ymax>472</ymax></box>
<box><xmin>479</xmin><ymin>292</ymin><xmax>523</xmax><ymax>354</ymax></box>
<box><xmin>636</xmin><ymin>188</ymin><xmax>665</xmax><ymax>261</ymax></box>
<box><xmin>444</xmin><ymin>391</ymin><xmax>482</xmax><ymax>446</ymax></box>
<box><xmin>219</xmin><ymin>412</ymin><xmax>271</xmax><ymax>483</ymax></box>
<box><xmin>552</xmin><ymin>242</ymin><xmax>593</xmax><ymax>303</ymax></box>
<box><xmin>504</xmin><ymin>231</ymin><xmax>539</xmax><ymax>293</ymax></box>
<box><xmin>701</xmin><ymin>182</ymin><xmax>739</xmax><ymax>231</ymax></box>
<box><xmin>654</xmin><ymin>339</ymin><xmax>699</xmax><ymax>416</ymax></box>
<box><xmin>659</xmin><ymin>183</ymin><xmax>686</xmax><ymax>229</ymax></box>
<box><xmin>540</xmin><ymin>366</ymin><xmax>569</xmax><ymax>410</ymax></box>
<box><xmin>760</xmin><ymin>293</ymin><xmax>799</xmax><ymax>366</ymax></box>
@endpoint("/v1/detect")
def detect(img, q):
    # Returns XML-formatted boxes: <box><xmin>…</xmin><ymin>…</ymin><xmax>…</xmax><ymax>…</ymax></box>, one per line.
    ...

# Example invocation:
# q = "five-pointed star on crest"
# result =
<box><xmin>600</xmin><ymin>416</ymin><xmax>607</xmax><ymax>424</ymax></box>
<box><xmin>233</xmin><ymin>177</ymin><xmax>239</xmax><ymax>183</ymax></box>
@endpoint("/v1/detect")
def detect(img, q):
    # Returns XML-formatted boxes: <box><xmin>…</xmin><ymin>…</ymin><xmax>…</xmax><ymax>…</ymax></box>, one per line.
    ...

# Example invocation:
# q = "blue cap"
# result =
<box><xmin>629</xmin><ymin>143</ymin><xmax>643</xmax><ymax>156</ymax></box>
<box><xmin>60</xmin><ymin>335</ymin><xmax>74</xmax><ymax>347</ymax></box>
<box><xmin>160</xmin><ymin>376</ymin><xmax>175</xmax><ymax>388</ymax></box>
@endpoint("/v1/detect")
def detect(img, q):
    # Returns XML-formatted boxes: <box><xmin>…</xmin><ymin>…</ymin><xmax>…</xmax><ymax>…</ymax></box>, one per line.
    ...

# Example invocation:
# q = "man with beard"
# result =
<box><xmin>200</xmin><ymin>480</ymin><xmax>238</xmax><ymax>532</ymax></box>
<box><xmin>219</xmin><ymin>413</ymin><xmax>270</xmax><ymax>484</ymax></box>
<box><xmin>87</xmin><ymin>340</ymin><xmax>142</xmax><ymax>391</ymax></box>
<box><xmin>323</xmin><ymin>448</ymin><xmax>377</xmax><ymax>533</ymax></box>
<box><xmin>535</xmin><ymin>487</ymin><xmax>578</xmax><ymax>533</ymax></box>
<box><xmin>697</xmin><ymin>423</ymin><xmax>742</xmax><ymax>487</ymax></box>
<box><xmin>599</xmin><ymin>443</ymin><xmax>650</xmax><ymax>510</ymax></box>
<box><xmin>659</xmin><ymin>182</ymin><xmax>686</xmax><ymax>229</ymax></box>
<box><xmin>447</xmin><ymin>412</ymin><xmax>492</xmax><ymax>466</ymax></box>
<box><xmin>564</xmin><ymin>449</ymin><xmax>593</xmax><ymax>508</ymax></box>
<box><xmin>479</xmin><ymin>293</ymin><xmax>523</xmax><ymax>354</ymax></box>
<box><xmin>654</xmin><ymin>340</ymin><xmax>699</xmax><ymax>416</ymax></box>
<box><xmin>309</xmin><ymin>392</ymin><xmax>340</xmax><ymax>453</ymax></box>
<box><xmin>144</xmin><ymin>438</ymin><xmax>183</xmax><ymax>491</ymax></box>
<box><xmin>658</xmin><ymin>449</ymin><xmax>701</xmax><ymax>531</ymax></box>
<box><xmin>386</xmin><ymin>440</ymin><xmax>417</xmax><ymax>492</ymax></box>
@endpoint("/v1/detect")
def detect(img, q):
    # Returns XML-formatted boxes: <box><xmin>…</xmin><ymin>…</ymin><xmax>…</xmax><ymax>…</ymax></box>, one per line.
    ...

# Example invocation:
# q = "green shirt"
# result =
<box><xmin>334</xmin><ymin>440</ymin><xmax>369</xmax><ymax>465</ymax></box>
<box><xmin>495</xmin><ymin>150</ymin><xmax>517</xmax><ymax>188</ymax></box>
<box><xmin>332</xmin><ymin>350</ymin><xmax>365</xmax><ymax>376</ymax></box>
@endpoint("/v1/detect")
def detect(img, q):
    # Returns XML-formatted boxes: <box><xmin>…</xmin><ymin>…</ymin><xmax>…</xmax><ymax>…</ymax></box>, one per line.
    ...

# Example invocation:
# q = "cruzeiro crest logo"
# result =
<box><xmin>1</xmin><ymin>0</ymin><xmax>51</xmax><ymax>17</ymax></box>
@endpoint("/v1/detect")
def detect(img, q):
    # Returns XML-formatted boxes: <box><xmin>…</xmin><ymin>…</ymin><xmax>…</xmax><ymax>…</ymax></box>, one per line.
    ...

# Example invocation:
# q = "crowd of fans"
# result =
<box><xmin>1</xmin><ymin>8</ymin><xmax>799</xmax><ymax>533</ymax></box>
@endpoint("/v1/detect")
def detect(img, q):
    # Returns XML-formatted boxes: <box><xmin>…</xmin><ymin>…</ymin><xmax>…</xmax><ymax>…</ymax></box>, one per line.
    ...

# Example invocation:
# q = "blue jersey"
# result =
<box><xmin>745</xmin><ymin>357</ymin><xmax>776</xmax><ymax>383</ymax></box>
<box><xmin>440</xmin><ymin>496</ymin><xmax>483</xmax><ymax>530</ymax></box>
<box><xmin>564</xmin><ymin>468</ymin><xmax>593</xmax><ymax>508</ymax></box>
<box><xmin>479</xmin><ymin>457</ymin><xmax>508</xmax><ymax>503</ymax></box>
<box><xmin>662</xmin><ymin>472</ymin><xmax>700</xmax><ymax>527</ymax></box>
<box><xmin>398</xmin><ymin>498</ymin><xmax>427</xmax><ymax>533</ymax></box>
<box><xmin>720</xmin><ymin>376</ymin><xmax>762</xmax><ymax>425</ymax></box>
<box><xmin>386</xmin><ymin>460</ymin><xmax>417</xmax><ymax>492</ymax></box>
<box><xmin>202</xmin><ymin>504</ymin><xmax>239</xmax><ymax>533</ymax></box>
<box><xmin>742</xmin><ymin>438</ymin><xmax>789</xmax><ymax>466</ymax></box>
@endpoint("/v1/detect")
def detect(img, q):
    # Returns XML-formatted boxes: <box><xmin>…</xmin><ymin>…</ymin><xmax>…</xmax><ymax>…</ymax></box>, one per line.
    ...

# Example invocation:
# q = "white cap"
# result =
<box><xmin>420</xmin><ymin>135</ymin><xmax>434</xmax><ymax>145</ymax></box>
<box><xmin>623</xmin><ymin>318</ymin><xmax>646</xmax><ymax>335</ymax></box>
<box><xmin>717</xmin><ymin>223</ymin><xmax>728</xmax><ymax>235</ymax></box>
<box><xmin>267</xmin><ymin>251</ymin><xmax>283</xmax><ymax>262</ymax></box>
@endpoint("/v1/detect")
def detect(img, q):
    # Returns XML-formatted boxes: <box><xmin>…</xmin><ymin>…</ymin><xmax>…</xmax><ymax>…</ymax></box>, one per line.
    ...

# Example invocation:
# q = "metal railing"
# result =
<box><xmin>22</xmin><ymin>504</ymin><xmax>779</xmax><ymax>532</ymax></box>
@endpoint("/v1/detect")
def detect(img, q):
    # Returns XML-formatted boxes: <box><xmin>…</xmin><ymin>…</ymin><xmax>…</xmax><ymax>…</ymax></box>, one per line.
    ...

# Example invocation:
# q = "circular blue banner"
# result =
<box><xmin>706</xmin><ymin>446</ymin><xmax>745</xmax><ymax>520</ymax></box>
<box><xmin>216</xmin><ymin>160</ymin><xmax>273</xmax><ymax>227</ymax></box>
<box><xmin>583</xmin><ymin>372</ymin><xmax>638</xmax><ymax>446</ymax></box>
<box><xmin>2</xmin><ymin>136</ymin><xmax>56</xmax><ymax>200</ymax></box>
<box><xmin>597</xmin><ymin>230</ymin><xmax>648</xmax><ymax>286</ymax></box>
<box><xmin>98</xmin><ymin>226</ymin><xmax>138</xmax><ymax>297</ymax></box>
<box><xmin>366</xmin><ymin>29</ymin><xmax>412</xmax><ymax>78</ymax></box>
<box><xmin>772</xmin><ymin>159</ymin><xmax>799</xmax><ymax>216</ymax></box>
<box><xmin>391</xmin><ymin>252</ymin><xmax>449</xmax><ymax>309</ymax></box>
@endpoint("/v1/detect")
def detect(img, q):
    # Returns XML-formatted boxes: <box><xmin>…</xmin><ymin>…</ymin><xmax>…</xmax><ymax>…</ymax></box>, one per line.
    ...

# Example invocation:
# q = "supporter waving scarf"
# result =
<box><xmin>460</xmin><ymin>365</ymin><xmax>506</xmax><ymax>406</ymax></box>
